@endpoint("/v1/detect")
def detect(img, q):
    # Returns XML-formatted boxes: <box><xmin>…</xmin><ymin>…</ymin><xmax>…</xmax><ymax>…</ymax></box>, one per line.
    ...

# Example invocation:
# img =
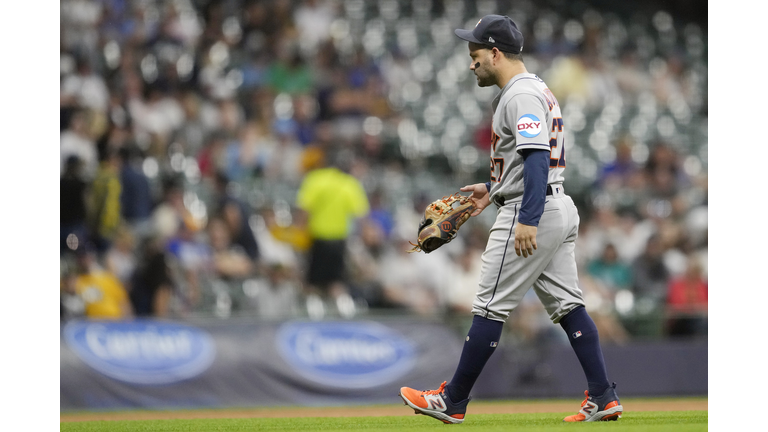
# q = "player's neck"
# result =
<box><xmin>496</xmin><ymin>62</ymin><xmax>528</xmax><ymax>88</ymax></box>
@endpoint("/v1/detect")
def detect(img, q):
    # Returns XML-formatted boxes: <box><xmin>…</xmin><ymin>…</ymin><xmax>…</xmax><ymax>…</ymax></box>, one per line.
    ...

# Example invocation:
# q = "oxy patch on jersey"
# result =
<box><xmin>516</xmin><ymin>114</ymin><xmax>542</xmax><ymax>138</ymax></box>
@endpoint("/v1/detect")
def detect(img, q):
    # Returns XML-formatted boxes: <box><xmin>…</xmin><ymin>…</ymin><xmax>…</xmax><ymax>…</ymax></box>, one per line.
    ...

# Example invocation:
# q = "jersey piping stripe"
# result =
<box><xmin>483</xmin><ymin>203</ymin><xmax>517</xmax><ymax>317</ymax></box>
<box><xmin>517</xmin><ymin>143</ymin><xmax>550</xmax><ymax>149</ymax></box>
<box><xmin>510</xmin><ymin>77</ymin><xmax>542</xmax><ymax>86</ymax></box>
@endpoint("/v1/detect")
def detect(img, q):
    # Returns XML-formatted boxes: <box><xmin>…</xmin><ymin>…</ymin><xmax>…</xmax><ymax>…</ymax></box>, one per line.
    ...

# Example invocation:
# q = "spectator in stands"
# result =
<box><xmin>266</xmin><ymin>48</ymin><xmax>314</xmax><ymax>95</ymax></box>
<box><xmin>627</xmin><ymin>234</ymin><xmax>671</xmax><ymax>336</ymax></box>
<box><xmin>104</xmin><ymin>224</ymin><xmax>137</xmax><ymax>291</ymax></box>
<box><xmin>127</xmin><ymin>84</ymin><xmax>185</xmax><ymax>156</ymax></box>
<box><xmin>60</xmin><ymin>55</ymin><xmax>110</xmax><ymax>114</ymax></box>
<box><xmin>72</xmin><ymin>244</ymin><xmax>133</xmax><ymax>320</ymax></box>
<box><xmin>244</xmin><ymin>264</ymin><xmax>302</xmax><ymax>319</ymax></box>
<box><xmin>164</xmin><ymin>219</ymin><xmax>212</xmax><ymax>314</ymax></box>
<box><xmin>445</xmin><ymin>243</ymin><xmax>484</xmax><ymax>315</ymax></box>
<box><xmin>197</xmin><ymin>131</ymin><xmax>229</xmax><ymax>181</ymax></box>
<box><xmin>292</xmin><ymin>0</ymin><xmax>336</xmax><ymax>56</ymax></box>
<box><xmin>665</xmin><ymin>255</ymin><xmax>708</xmax><ymax>338</ymax></box>
<box><xmin>130</xmin><ymin>236</ymin><xmax>174</xmax><ymax>317</ymax></box>
<box><xmin>263</xmin><ymin>205</ymin><xmax>312</xmax><ymax>257</ymax></box>
<box><xmin>87</xmin><ymin>145</ymin><xmax>122</xmax><ymax>253</ymax></box>
<box><xmin>365</xmin><ymin>189</ymin><xmax>395</xmax><ymax>239</ymax></box>
<box><xmin>587</xmin><ymin>242</ymin><xmax>632</xmax><ymax>293</ymax></box>
<box><xmin>377</xmin><ymin>235</ymin><xmax>453</xmax><ymax>316</ymax></box>
<box><xmin>61</xmin><ymin>155</ymin><xmax>89</xmax><ymax>255</ymax></box>
<box><xmin>346</xmin><ymin>217</ymin><xmax>389</xmax><ymax>309</ymax></box>
<box><xmin>614</xmin><ymin>44</ymin><xmax>651</xmax><ymax>99</ymax></box>
<box><xmin>151</xmin><ymin>177</ymin><xmax>199</xmax><ymax>242</ymax></box>
<box><xmin>60</xmin><ymin>109</ymin><xmax>98</xmax><ymax>180</ymax></box>
<box><xmin>631</xmin><ymin>234</ymin><xmax>670</xmax><ymax>304</ymax></box>
<box><xmin>644</xmin><ymin>141</ymin><xmax>687</xmax><ymax>199</ymax></box>
<box><xmin>60</xmin><ymin>254</ymin><xmax>85</xmax><ymax>321</ymax></box>
<box><xmin>207</xmin><ymin>216</ymin><xmax>255</xmax><ymax>281</ymax></box>
<box><xmin>174</xmin><ymin>90</ymin><xmax>215</xmax><ymax>157</ymax></box>
<box><xmin>212</xmin><ymin>171</ymin><xmax>261</xmax><ymax>262</ymax></box>
<box><xmin>596</xmin><ymin>135</ymin><xmax>639</xmax><ymax>191</ymax></box>
<box><xmin>292</xmin><ymin>93</ymin><xmax>320</xmax><ymax>146</ymax></box>
<box><xmin>118</xmin><ymin>145</ymin><xmax>154</xmax><ymax>236</ymax></box>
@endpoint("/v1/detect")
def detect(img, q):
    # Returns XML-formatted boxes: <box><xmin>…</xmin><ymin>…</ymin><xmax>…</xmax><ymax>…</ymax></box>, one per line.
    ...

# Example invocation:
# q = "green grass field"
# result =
<box><xmin>60</xmin><ymin>410</ymin><xmax>707</xmax><ymax>432</ymax></box>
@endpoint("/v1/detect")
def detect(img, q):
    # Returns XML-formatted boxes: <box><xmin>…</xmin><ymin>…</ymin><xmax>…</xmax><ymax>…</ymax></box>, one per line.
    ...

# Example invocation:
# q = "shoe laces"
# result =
<box><xmin>422</xmin><ymin>381</ymin><xmax>447</xmax><ymax>396</ymax></box>
<box><xmin>579</xmin><ymin>390</ymin><xmax>589</xmax><ymax>407</ymax></box>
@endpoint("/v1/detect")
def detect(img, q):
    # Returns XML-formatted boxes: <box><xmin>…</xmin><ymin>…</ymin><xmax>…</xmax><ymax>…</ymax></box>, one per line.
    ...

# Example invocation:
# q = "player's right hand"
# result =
<box><xmin>514</xmin><ymin>223</ymin><xmax>538</xmax><ymax>258</ymax></box>
<box><xmin>460</xmin><ymin>184</ymin><xmax>491</xmax><ymax>217</ymax></box>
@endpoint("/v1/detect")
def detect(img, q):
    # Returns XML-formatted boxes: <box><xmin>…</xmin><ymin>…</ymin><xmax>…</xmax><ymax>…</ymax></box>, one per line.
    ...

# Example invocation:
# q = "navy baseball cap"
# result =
<box><xmin>454</xmin><ymin>15</ymin><xmax>524</xmax><ymax>54</ymax></box>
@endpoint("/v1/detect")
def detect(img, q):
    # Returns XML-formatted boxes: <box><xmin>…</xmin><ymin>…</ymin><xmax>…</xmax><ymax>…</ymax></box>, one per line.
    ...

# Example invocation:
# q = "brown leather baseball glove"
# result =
<box><xmin>408</xmin><ymin>192</ymin><xmax>476</xmax><ymax>254</ymax></box>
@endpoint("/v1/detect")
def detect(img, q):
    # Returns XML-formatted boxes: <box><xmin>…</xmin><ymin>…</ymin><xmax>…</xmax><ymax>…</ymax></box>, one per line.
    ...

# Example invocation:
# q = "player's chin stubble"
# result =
<box><xmin>475</xmin><ymin>71</ymin><xmax>494</xmax><ymax>87</ymax></box>
<box><xmin>473</xmin><ymin>61</ymin><xmax>495</xmax><ymax>87</ymax></box>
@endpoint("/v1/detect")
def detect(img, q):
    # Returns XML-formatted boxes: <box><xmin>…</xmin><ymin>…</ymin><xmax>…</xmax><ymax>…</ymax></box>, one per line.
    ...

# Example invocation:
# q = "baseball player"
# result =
<box><xmin>399</xmin><ymin>15</ymin><xmax>623</xmax><ymax>423</ymax></box>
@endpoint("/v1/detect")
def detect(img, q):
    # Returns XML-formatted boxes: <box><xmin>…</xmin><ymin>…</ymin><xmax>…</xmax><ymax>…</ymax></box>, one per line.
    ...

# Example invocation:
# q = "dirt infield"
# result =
<box><xmin>61</xmin><ymin>399</ymin><xmax>707</xmax><ymax>422</ymax></box>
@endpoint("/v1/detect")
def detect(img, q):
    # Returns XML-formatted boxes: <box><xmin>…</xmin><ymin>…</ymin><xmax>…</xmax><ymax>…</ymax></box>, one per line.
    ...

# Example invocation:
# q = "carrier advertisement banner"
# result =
<box><xmin>60</xmin><ymin>317</ymin><xmax>464</xmax><ymax>410</ymax></box>
<box><xmin>63</xmin><ymin>320</ymin><xmax>217</xmax><ymax>385</ymax></box>
<box><xmin>61</xmin><ymin>317</ymin><xmax>707</xmax><ymax>410</ymax></box>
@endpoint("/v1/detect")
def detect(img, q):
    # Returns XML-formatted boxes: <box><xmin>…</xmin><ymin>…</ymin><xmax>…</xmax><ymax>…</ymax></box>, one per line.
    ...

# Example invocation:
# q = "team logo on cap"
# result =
<box><xmin>517</xmin><ymin>114</ymin><xmax>542</xmax><ymax>138</ymax></box>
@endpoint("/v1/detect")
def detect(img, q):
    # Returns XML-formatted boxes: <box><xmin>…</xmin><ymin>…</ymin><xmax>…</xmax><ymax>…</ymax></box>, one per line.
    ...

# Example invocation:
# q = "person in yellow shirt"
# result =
<box><xmin>74</xmin><ymin>246</ymin><xmax>133</xmax><ymax>320</ymax></box>
<box><xmin>88</xmin><ymin>146</ymin><xmax>122</xmax><ymax>253</ymax></box>
<box><xmin>295</xmin><ymin>150</ymin><xmax>369</xmax><ymax>318</ymax></box>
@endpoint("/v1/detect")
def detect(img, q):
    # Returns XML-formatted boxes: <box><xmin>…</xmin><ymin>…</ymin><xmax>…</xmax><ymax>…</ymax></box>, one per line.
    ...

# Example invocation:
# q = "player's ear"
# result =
<box><xmin>491</xmin><ymin>47</ymin><xmax>502</xmax><ymax>63</ymax></box>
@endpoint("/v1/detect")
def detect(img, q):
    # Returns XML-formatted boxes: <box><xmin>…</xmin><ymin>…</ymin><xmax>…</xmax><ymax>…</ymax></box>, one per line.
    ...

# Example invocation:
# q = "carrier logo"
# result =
<box><xmin>277</xmin><ymin>321</ymin><xmax>415</xmax><ymax>389</ymax></box>
<box><xmin>517</xmin><ymin>114</ymin><xmax>542</xmax><ymax>138</ymax></box>
<box><xmin>63</xmin><ymin>320</ymin><xmax>216</xmax><ymax>385</ymax></box>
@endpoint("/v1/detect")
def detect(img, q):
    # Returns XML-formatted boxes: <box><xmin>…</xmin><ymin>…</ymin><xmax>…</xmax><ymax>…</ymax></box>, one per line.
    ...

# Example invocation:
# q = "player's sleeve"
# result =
<box><xmin>504</xmin><ymin>93</ymin><xmax>550</xmax><ymax>153</ymax></box>
<box><xmin>518</xmin><ymin>149</ymin><xmax>548</xmax><ymax>227</ymax></box>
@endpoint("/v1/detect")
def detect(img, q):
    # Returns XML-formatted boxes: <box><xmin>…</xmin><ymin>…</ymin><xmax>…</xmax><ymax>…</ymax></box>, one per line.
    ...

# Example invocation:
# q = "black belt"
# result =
<box><xmin>493</xmin><ymin>185</ymin><xmax>555</xmax><ymax>207</ymax></box>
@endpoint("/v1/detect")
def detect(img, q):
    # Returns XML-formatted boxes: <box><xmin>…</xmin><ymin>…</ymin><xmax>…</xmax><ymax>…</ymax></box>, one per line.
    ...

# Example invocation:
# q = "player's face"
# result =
<box><xmin>468</xmin><ymin>43</ymin><xmax>495</xmax><ymax>87</ymax></box>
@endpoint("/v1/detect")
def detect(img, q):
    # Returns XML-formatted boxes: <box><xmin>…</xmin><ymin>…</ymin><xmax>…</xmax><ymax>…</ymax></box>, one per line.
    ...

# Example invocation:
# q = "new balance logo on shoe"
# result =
<box><xmin>582</xmin><ymin>402</ymin><xmax>595</xmax><ymax>414</ymax></box>
<box><xmin>427</xmin><ymin>397</ymin><xmax>444</xmax><ymax>410</ymax></box>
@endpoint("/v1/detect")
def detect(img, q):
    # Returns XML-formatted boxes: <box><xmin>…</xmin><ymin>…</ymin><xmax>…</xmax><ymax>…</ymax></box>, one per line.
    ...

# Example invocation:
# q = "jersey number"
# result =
<box><xmin>549</xmin><ymin>117</ymin><xmax>566</xmax><ymax>168</ymax></box>
<box><xmin>490</xmin><ymin>157</ymin><xmax>504</xmax><ymax>182</ymax></box>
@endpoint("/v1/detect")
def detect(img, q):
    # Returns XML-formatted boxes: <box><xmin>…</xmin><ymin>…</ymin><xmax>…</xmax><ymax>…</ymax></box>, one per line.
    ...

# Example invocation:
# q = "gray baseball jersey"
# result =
<box><xmin>489</xmin><ymin>73</ymin><xmax>565</xmax><ymax>204</ymax></box>
<box><xmin>472</xmin><ymin>72</ymin><xmax>584</xmax><ymax>323</ymax></box>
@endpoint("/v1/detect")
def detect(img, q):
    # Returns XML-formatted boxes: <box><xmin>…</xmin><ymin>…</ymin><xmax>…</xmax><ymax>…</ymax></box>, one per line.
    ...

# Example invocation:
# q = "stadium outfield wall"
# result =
<box><xmin>60</xmin><ymin>316</ymin><xmax>706</xmax><ymax>410</ymax></box>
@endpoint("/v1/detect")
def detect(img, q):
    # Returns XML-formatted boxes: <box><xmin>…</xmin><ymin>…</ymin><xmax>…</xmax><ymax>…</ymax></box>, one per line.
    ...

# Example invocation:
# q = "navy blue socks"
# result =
<box><xmin>559</xmin><ymin>306</ymin><xmax>611</xmax><ymax>396</ymax></box>
<box><xmin>445</xmin><ymin>315</ymin><xmax>504</xmax><ymax>402</ymax></box>
<box><xmin>445</xmin><ymin>308</ymin><xmax>610</xmax><ymax>402</ymax></box>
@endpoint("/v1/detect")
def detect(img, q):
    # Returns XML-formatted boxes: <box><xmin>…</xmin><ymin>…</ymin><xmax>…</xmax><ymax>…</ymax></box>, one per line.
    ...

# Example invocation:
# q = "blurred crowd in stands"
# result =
<box><xmin>60</xmin><ymin>0</ymin><xmax>707</xmax><ymax>343</ymax></box>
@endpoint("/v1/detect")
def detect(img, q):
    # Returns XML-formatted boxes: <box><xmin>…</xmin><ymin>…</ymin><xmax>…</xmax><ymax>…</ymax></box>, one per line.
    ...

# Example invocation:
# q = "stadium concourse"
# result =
<box><xmin>60</xmin><ymin>0</ymin><xmax>707</xmax><ymax>344</ymax></box>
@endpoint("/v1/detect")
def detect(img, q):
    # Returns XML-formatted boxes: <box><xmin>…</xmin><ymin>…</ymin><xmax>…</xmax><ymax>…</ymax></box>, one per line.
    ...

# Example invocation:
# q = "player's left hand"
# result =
<box><xmin>460</xmin><ymin>183</ymin><xmax>491</xmax><ymax>217</ymax></box>
<box><xmin>514</xmin><ymin>223</ymin><xmax>538</xmax><ymax>258</ymax></box>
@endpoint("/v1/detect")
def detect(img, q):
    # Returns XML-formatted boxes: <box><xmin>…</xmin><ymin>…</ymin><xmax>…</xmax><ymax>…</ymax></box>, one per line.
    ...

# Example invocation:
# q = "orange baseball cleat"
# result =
<box><xmin>563</xmin><ymin>382</ymin><xmax>624</xmax><ymax>422</ymax></box>
<box><xmin>399</xmin><ymin>381</ymin><xmax>471</xmax><ymax>424</ymax></box>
